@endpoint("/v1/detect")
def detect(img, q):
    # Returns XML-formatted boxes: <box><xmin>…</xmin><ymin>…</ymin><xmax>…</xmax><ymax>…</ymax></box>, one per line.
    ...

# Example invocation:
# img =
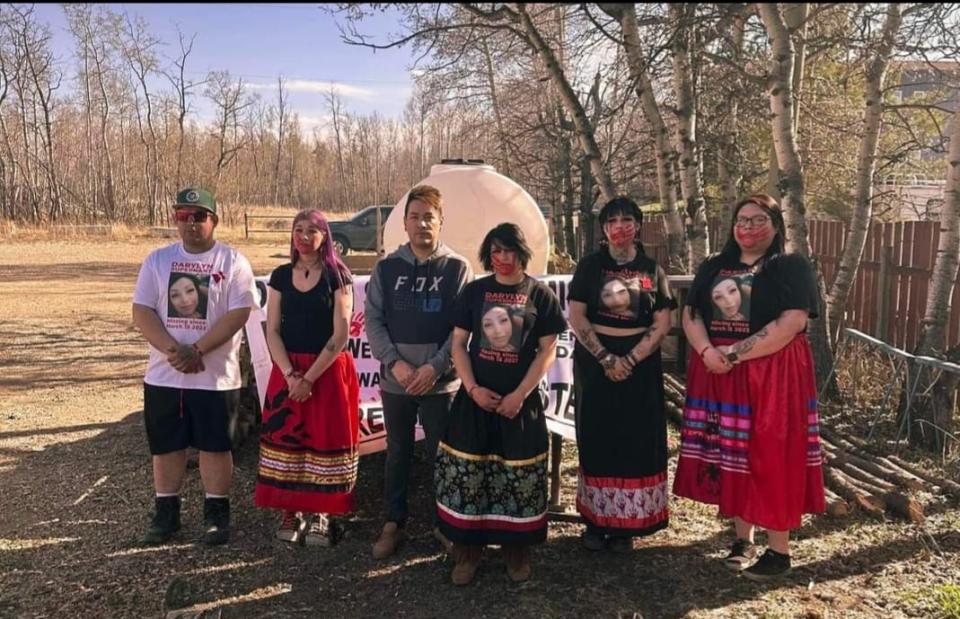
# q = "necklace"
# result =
<box><xmin>298</xmin><ymin>259</ymin><xmax>321</xmax><ymax>278</ymax></box>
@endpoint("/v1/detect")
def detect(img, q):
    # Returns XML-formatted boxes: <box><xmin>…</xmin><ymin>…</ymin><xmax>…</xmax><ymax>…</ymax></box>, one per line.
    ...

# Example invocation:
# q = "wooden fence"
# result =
<box><xmin>641</xmin><ymin>216</ymin><xmax>957</xmax><ymax>352</ymax></box>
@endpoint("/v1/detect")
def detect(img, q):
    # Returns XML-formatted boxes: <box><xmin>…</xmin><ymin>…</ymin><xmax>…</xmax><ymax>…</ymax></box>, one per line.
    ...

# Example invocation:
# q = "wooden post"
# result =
<box><xmin>549</xmin><ymin>432</ymin><xmax>563</xmax><ymax>510</ymax></box>
<box><xmin>876</xmin><ymin>245</ymin><xmax>892</xmax><ymax>341</ymax></box>
<box><xmin>244</xmin><ymin>212</ymin><xmax>249</xmax><ymax>239</ymax></box>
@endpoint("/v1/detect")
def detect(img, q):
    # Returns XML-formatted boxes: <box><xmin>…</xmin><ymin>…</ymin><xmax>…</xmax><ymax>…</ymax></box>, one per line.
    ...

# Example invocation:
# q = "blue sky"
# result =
<box><xmin>32</xmin><ymin>3</ymin><xmax>418</xmax><ymax>130</ymax></box>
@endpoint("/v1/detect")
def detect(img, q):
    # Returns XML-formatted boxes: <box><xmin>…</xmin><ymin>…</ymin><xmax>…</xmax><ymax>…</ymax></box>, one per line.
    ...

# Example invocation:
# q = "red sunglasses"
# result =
<box><xmin>174</xmin><ymin>210</ymin><xmax>212</xmax><ymax>223</ymax></box>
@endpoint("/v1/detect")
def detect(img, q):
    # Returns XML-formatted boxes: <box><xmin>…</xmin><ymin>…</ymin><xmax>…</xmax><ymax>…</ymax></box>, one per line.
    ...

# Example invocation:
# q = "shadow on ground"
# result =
<box><xmin>1</xmin><ymin>407</ymin><xmax>956</xmax><ymax>619</ymax></box>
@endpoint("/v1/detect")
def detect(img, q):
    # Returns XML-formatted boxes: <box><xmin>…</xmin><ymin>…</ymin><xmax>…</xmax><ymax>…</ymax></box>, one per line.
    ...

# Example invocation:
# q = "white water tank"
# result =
<box><xmin>383</xmin><ymin>161</ymin><xmax>551</xmax><ymax>275</ymax></box>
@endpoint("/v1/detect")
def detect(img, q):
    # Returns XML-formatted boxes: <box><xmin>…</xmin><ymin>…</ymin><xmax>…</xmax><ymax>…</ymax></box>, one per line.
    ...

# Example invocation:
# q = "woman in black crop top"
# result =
<box><xmin>673</xmin><ymin>194</ymin><xmax>825</xmax><ymax>581</ymax></box>
<box><xmin>254</xmin><ymin>209</ymin><xmax>360</xmax><ymax>547</ymax></box>
<box><xmin>567</xmin><ymin>197</ymin><xmax>676</xmax><ymax>552</ymax></box>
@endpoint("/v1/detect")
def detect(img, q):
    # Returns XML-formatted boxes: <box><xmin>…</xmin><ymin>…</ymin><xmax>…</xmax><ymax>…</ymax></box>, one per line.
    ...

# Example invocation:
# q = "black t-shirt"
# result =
<box><xmin>568</xmin><ymin>250</ymin><xmax>677</xmax><ymax>328</ymax></box>
<box><xmin>268</xmin><ymin>263</ymin><xmax>353</xmax><ymax>353</ymax></box>
<box><xmin>687</xmin><ymin>252</ymin><xmax>819</xmax><ymax>340</ymax></box>
<box><xmin>454</xmin><ymin>274</ymin><xmax>568</xmax><ymax>395</ymax></box>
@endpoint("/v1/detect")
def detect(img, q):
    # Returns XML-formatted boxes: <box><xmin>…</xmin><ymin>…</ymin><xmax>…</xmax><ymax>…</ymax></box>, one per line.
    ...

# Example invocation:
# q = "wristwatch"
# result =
<box><xmin>726</xmin><ymin>351</ymin><xmax>739</xmax><ymax>364</ymax></box>
<box><xmin>600</xmin><ymin>354</ymin><xmax>618</xmax><ymax>370</ymax></box>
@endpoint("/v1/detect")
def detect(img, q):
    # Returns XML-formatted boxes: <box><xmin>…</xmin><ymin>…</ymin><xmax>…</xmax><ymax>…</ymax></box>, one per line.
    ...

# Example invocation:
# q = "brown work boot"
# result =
<box><xmin>503</xmin><ymin>544</ymin><xmax>532</xmax><ymax>583</ymax></box>
<box><xmin>451</xmin><ymin>544</ymin><xmax>482</xmax><ymax>585</ymax></box>
<box><xmin>372</xmin><ymin>522</ymin><xmax>403</xmax><ymax>559</ymax></box>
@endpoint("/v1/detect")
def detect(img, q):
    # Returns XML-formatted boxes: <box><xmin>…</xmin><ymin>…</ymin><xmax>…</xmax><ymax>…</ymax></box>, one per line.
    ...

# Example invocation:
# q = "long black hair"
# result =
<box><xmin>597</xmin><ymin>196</ymin><xmax>646</xmax><ymax>255</ymax></box>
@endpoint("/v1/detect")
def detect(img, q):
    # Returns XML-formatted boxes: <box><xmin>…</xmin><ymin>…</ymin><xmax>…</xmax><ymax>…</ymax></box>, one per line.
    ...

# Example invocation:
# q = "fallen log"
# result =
<box><xmin>886</xmin><ymin>455</ymin><xmax>960</xmax><ymax>499</ymax></box>
<box><xmin>824</xmin><ymin>467</ymin><xmax>885</xmax><ymax>519</ymax></box>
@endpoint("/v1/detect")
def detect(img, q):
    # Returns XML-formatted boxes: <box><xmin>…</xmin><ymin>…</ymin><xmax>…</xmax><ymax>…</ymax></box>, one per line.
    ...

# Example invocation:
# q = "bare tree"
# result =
<box><xmin>826</xmin><ymin>3</ymin><xmax>902</xmax><ymax>342</ymax></box>
<box><xmin>668</xmin><ymin>3</ymin><xmax>709</xmax><ymax>268</ymax></box>
<box><xmin>164</xmin><ymin>27</ymin><xmax>196</xmax><ymax>192</ymax></box>
<box><xmin>204</xmin><ymin>70</ymin><xmax>254</xmax><ymax>190</ymax></box>
<box><xmin>597</xmin><ymin>3</ymin><xmax>686</xmax><ymax>272</ymax></box>
<box><xmin>273</xmin><ymin>75</ymin><xmax>287</xmax><ymax>205</ymax></box>
<box><xmin>910</xmin><ymin>101</ymin><xmax>960</xmax><ymax>451</ymax></box>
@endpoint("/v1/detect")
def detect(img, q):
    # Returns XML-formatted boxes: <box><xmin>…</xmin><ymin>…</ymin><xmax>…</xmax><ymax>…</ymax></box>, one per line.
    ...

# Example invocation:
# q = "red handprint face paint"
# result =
<box><xmin>603</xmin><ymin>214</ymin><xmax>638</xmax><ymax>248</ymax></box>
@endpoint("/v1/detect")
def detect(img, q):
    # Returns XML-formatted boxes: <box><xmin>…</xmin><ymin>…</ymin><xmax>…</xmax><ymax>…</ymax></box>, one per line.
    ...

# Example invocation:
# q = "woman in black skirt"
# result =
<box><xmin>568</xmin><ymin>196</ymin><xmax>676</xmax><ymax>552</ymax></box>
<box><xmin>435</xmin><ymin>223</ymin><xmax>567</xmax><ymax>585</ymax></box>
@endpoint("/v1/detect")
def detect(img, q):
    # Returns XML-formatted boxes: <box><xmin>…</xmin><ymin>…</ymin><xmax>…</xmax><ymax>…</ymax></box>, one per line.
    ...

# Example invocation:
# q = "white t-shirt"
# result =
<box><xmin>133</xmin><ymin>241</ymin><xmax>257</xmax><ymax>391</ymax></box>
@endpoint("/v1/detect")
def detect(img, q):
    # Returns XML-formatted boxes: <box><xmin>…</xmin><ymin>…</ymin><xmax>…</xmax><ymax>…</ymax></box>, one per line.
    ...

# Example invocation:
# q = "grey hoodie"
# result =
<box><xmin>364</xmin><ymin>242</ymin><xmax>473</xmax><ymax>395</ymax></box>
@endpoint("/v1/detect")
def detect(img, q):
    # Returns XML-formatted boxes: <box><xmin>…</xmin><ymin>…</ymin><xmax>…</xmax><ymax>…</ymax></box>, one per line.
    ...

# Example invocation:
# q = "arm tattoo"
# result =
<box><xmin>575</xmin><ymin>324</ymin><xmax>607</xmax><ymax>359</ymax></box>
<box><xmin>629</xmin><ymin>326</ymin><xmax>658</xmax><ymax>360</ymax></box>
<box><xmin>324</xmin><ymin>338</ymin><xmax>339</xmax><ymax>353</ymax></box>
<box><xmin>732</xmin><ymin>326</ymin><xmax>768</xmax><ymax>355</ymax></box>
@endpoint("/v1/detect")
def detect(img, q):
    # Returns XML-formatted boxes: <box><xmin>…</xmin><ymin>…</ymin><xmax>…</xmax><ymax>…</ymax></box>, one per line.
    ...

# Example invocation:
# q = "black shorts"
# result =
<box><xmin>143</xmin><ymin>384</ymin><xmax>239</xmax><ymax>455</ymax></box>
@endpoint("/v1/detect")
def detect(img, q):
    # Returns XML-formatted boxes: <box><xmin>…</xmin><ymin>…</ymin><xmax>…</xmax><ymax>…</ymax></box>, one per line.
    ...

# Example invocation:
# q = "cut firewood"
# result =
<box><xmin>882</xmin><ymin>491</ymin><xmax>925</xmax><ymax>524</ymax></box>
<box><xmin>824</xmin><ymin>489</ymin><xmax>851</xmax><ymax>517</ymax></box>
<box><xmin>886</xmin><ymin>456</ymin><xmax>960</xmax><ymax>499</ymax></box>
<box><xmin>824</xmin><ymin>467</ymin><xmax>885</xmax><ymax>519</ymax></box>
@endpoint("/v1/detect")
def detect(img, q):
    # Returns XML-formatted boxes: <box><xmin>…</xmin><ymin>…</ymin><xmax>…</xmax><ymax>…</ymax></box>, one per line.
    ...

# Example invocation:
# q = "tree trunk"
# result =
<box><xmin>274</xmin><ymin>76</ymin><xmax>287</xmax><ymax>205</ymax></box>
<box><xmin>910</xmin><ymin>103</ymin><xmax>960</xmax><ymax>452</ymax></box>
<box><xmin>517</xmin><ymin>5</ymin><xmax>616</xmax><ymax>204</ymax></box>
<box><xmin>481</xmin><ymin>37</ymin><xmax>512</xmax><ymax>179</ymax></box>
<box><xmin>826</xmin><ymin>3</ymin><xmax>901</xmax><ymax>343</ymax></box>
<box><xmin>760</xmin><ymin>3</ymin><xmax>834</xmax><ymax>390</ymax></box>
<box><xmin>600</xmin><ymin>3</ymin><xmax>686</xmax><ymax>272</ymax></box>
<box><xmin>668</xmin><ymin>3</ymin><xmax>709</xmax><ymax>270</ymax></box>
<box><xmin>717</xmin><ymin>5</ymin><xmax>747</xmax><ymax>244</ymax></box>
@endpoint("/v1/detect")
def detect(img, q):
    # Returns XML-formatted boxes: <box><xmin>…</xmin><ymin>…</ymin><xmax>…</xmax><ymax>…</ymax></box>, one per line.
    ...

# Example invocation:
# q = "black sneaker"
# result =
<box><xmin>143</xmin><ymin>496</ymin><xmax>181</xmax><ymax>545</ymax></box>
<box><xmin>201</xmin><ymin>497</ymin><xmax>230</xmax><ymax>546</ymax></box>
<box><xmin>742</xmin><ymin>548</ymin><xmax>791</xmax><ymax>581</ymax></box>
<box><xmin>724</xmin><ymin>538</ymin><xmax>761</xmax><ymax>572</ymax></box>
<box><xmin>606</xmin><ymin>535</ymin><xmax>633</xmax><ymax>554</ymax></box>
<box><xmin>581</xmin><ymin>527</ymin><xmax>605</xmax><ymax>551</ymax></box>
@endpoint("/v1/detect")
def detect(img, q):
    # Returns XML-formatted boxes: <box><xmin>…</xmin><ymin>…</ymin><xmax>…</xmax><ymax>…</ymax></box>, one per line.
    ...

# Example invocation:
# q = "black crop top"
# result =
<box><xmin>268</xmin><ymin>263</ymin><xmax>352</xmax><ymax>353</ymax></box>
<box><xmin>568</xmin><ymin>250</ymin><xmax>677</xmax><ymax>328</ymax></box>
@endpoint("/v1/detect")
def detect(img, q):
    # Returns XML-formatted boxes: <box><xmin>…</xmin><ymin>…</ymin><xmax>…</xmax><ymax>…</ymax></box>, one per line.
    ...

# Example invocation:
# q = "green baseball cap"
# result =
<box><xmin>173</xmin><ymin>187</ymin><xmax>217</xmax><ymax>214</ymax></box>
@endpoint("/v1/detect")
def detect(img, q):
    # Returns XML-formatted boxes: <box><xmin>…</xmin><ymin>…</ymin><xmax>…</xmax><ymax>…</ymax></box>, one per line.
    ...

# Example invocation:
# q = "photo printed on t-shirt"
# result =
<box><xmin>478</xmin><ymin>290</ymin><xmax>528</xmax><ymax>364</ymax></box>
<box><xmin>167</xmin><ymin>266</ymin><xmax>210</xmax><ymax>328</ymax></box>
<box><xmin>709</xmin><ymin>269</ymin><xmax>753</xmax><ymax>335</ymax></box>
<box><xmin>596</xmin><ymin>269</ymin><xmax>655</xmax><ymax>322</ymax></box>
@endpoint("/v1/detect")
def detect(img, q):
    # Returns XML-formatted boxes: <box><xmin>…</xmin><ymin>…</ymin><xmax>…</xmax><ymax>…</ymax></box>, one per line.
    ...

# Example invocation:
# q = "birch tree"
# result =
<box><xmin>597</xmin><ymin>3</ymin><xmax>686</xmax><ymax>272</ymax></box>
<box><xmin>759</xmin><ymin>3</ymin><xmax>834</xmax><ymax>389</ymax></box>
<box><xmin>825</xmin><ymin>3</ymin><xmax>902</xmax><ymax>342</ymax></box>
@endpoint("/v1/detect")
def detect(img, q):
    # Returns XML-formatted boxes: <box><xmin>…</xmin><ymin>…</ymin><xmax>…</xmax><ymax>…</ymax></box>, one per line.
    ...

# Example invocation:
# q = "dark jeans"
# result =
<box><xmin>381</xmin><ymin>390</ymin><xmax>454</xmax><ymax>527</ymax></box>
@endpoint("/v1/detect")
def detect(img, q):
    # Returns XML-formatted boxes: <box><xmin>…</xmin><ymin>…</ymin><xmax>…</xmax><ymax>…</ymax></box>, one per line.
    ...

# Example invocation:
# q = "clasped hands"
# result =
<box><xmin>602</xmin><ymin>350</ymin><xmax>653</xmax><ymax>382</ymax></box>
<box><xmin>282</xmin><ymin>370</ymin><xmax>314</xmax><ymax>402</ymax></box>
<box><xmin>391</xmin><ymin>360</ymin><xmax>438</xmax><ymax>397</ymax></box>
<box><xmin>166</xmin><ymin>343</ymin><xmax>204</xmax><ymax>374</ymax></box>
<box><xmin>701</xmin><ymin>344</ymin><xmax>737</xmax><ymax>374</ymax></box>
<box><xmin>468</xmin><ymin>385</ymin><xmax>524</xmax><ymax>419</ymax></box>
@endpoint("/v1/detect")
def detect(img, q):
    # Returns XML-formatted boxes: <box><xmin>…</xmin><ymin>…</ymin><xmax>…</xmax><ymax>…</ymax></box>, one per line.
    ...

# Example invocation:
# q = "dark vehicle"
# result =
<box><xmin>329</xmin><ymin>205</ymin><xmax>394</xmax><ymax>255</ymax></box>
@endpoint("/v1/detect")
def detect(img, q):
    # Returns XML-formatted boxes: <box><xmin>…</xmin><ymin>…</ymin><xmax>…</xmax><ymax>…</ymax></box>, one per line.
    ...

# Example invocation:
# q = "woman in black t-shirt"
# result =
<box><xmin>435</xmin><ymin>223</ymin><xmax>567</xmax><ymax>586</ymax></box>
<box><xmin>254</xmin><ymin>209</ymin><xmax>360</xmax><ymax>547</ymax></box>
<box><xmin>567</xmin><ymin>197</ymin><xmax>676</xmax><ymax>553</ymax></box>
<box><xmin>673</xmin><ymin>194</ymin><xmax>825</xmax><ymax>581</ymax></box>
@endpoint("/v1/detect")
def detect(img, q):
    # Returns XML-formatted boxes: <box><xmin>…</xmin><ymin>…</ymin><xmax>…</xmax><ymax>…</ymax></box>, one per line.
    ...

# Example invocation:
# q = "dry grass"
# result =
<box><xmin>0</xmin><ymin>238</ymin><xmax>957</xmax><ymax>618</ymax></box>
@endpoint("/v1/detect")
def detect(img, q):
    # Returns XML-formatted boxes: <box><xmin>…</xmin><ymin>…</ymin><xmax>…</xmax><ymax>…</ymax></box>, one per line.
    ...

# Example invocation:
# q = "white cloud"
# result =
<box><xmin>245</xmin><ymin>79</ymin><xmax>375</xmax><ymax>100</ymax></box>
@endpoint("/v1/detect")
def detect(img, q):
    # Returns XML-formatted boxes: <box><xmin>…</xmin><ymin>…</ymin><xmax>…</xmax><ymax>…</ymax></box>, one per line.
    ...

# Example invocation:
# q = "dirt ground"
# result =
<box><xmin>0</xmin><ymin>237</ymin><xmax>958</xmax><ymax>619</ymax></box>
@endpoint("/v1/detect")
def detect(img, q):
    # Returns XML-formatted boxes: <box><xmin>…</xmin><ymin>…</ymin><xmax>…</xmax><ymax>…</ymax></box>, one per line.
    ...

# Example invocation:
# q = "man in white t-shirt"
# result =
<box><xmin>132</xmin><ymin>187</ymin><xmax>257</xmax><ymax>546</ymax></box>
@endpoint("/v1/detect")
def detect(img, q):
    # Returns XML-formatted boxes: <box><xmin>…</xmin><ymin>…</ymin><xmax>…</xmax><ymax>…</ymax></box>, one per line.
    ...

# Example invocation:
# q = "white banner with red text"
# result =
<box><xmin>245</xmin><ymin>275</ymin><xmax>578</xmax><ymax>455</ymax></box>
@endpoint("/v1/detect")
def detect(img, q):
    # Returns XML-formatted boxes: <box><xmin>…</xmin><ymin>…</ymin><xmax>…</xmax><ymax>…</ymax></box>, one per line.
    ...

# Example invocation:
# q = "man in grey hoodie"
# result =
<box><xmin>366</xmin><ymin>185</ymin><xmax>473</xmax><ymax>559</ymax></box>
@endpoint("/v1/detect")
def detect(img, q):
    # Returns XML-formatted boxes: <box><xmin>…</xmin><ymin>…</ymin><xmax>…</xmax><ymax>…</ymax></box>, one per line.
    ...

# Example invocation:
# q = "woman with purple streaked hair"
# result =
<box><xmin>254</xmin><ymin>209</ymin><xmax>360</xmax><ymax>547</ymax></box>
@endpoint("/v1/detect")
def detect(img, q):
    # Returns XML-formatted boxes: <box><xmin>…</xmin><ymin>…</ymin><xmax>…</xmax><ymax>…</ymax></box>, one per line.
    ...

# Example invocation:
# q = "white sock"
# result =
<box><xmin>205</xmin><ymin>493</ymin><xmax>228</xmax><ymax>499</ymax></box>
<box><xmin>156</xmin><ymin>492</ymin><xmax>178</xmax><ymax>498</ymax></box>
